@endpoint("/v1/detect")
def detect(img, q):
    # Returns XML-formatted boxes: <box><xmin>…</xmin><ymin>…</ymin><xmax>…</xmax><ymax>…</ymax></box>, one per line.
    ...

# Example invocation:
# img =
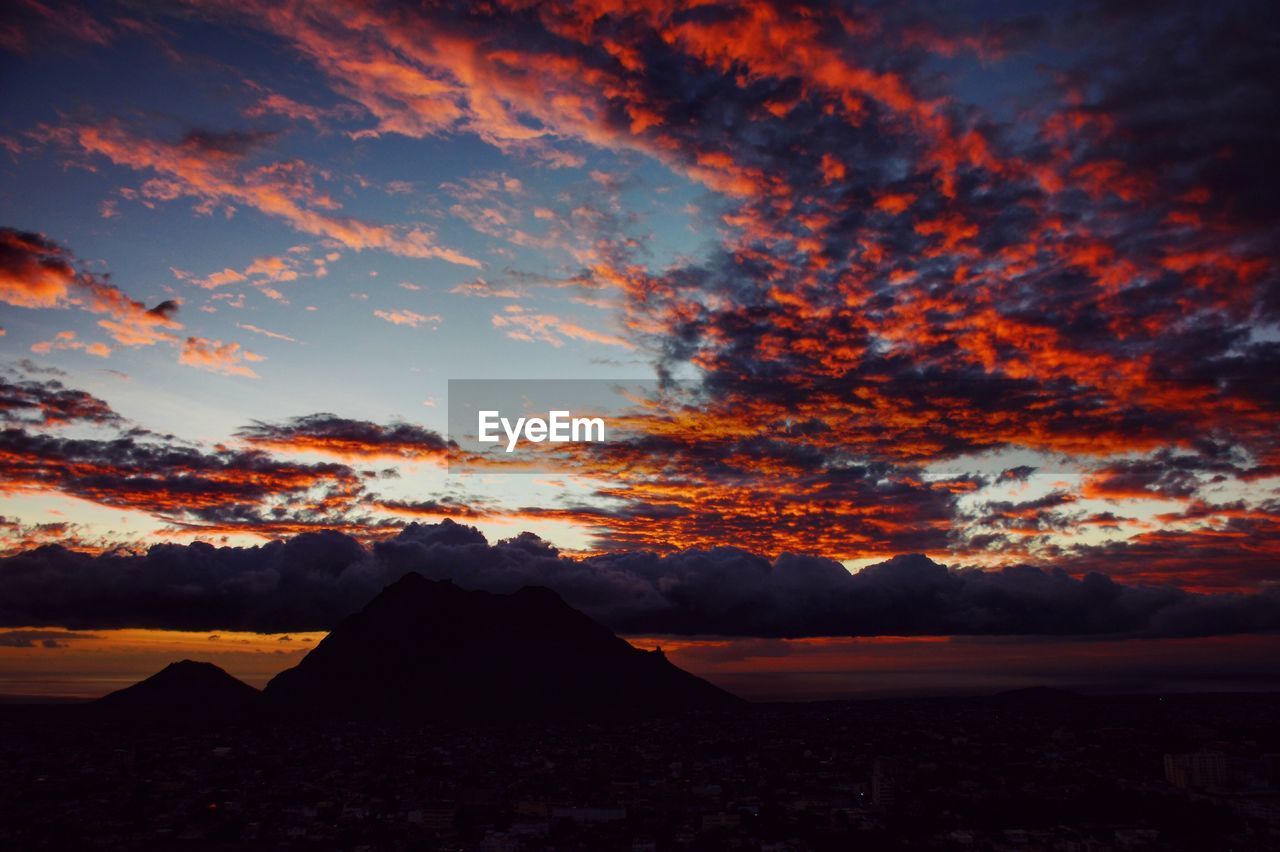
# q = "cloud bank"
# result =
<box><xmin>2</xmin><ymin>521</ymin><xmax>1277</xmax><ymax>639</ymax></box>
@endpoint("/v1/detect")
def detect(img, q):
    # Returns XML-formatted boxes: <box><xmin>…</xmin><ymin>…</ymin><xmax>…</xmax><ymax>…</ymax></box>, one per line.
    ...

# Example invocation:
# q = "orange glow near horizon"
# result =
<box><xmin>2</xmin><ymin>628</ymin><xmax>1278</xmax><ymax>703</ymax></box>
<box><xmin>0</xmin><ymin>627</ymin><xmax>326</xmax><ymax>699</ymax></box>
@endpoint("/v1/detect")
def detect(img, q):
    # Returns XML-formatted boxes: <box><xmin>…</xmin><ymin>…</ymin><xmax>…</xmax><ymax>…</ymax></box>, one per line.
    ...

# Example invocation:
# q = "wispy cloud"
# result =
<box><xmin>373</xmin><ymin>308</ymin><xmax>440</xmax><ymax>328</ymax></box>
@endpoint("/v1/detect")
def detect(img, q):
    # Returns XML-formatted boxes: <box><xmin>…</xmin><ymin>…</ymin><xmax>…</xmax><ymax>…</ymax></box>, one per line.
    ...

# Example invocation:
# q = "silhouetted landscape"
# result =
<box><xmin>96</xmin><ymin>660</ymin><xmax>261</xmax><ymax>719</ymax></box>
<box><xmin>262</xmin><ymin>573</ymin><xmax>739</xmax><ymax>717</ymax></box>
<box><xmin>5</xmin><ymin>0</ymin><xmax>1279</xmax><ymax>848</ymax></box>
<box><xmin>2</xmin><ymin>574</ymin><xmax>1278</xmax><ymax>850</ymax></box>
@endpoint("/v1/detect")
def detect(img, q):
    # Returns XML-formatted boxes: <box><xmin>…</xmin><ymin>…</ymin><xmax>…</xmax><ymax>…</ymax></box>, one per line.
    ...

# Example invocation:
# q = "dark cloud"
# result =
<box><xmin>237</xmin><ymin>413</ymin><xmax>454</xmax><ymax>462</ymax></box>
<box><xmin>374</xmin><ymin>497</ymin><xmax>489</xmax><ymax>519</ymax></box>
<box><xmin>393</xmin><ymin>0</ymin><xmax>1276</xmax><ymax>561</ymax></box>
<box><xmin>2</xmin><ymin>521</ymin><xmax>1277</xmax><ymax>639</ymax></box>
<box><xmin>0</xmin><ymin>227</ymin><xmax>182</xmax><ymax>348</ymax></box>
<box><xmin>0</xmin><ymin>370</ymin><xmax>476</xmax><ymax>539</ymax></box>
<box><xmin>1065</xmin><ymin>0</ymin><xmax>1280</xmax><ymax>229</ymax></box>
<box><xmin>0</xmin><ymin>0</ymin><xmax>114</xmax><ymax>55</ymax></box>
<box><xmin>518</xmin><ymin>452</ymin><xmax>968</xmax><ymax>557</ymax></box>
<box><xmin>0</xmin><ymin>515</ymin><xmax>137</xmax><ymax>557</ymax></box>
<box><xmin>146</xmin><ymin>299</ymin><xmax>181</xmax><ymax>321</ymax></box>
<box><xmin>179</xmin><ymin>128</ymin><xmax>278</xmax><ymax>159</ymax></box>
<box><xmin>644</xmin><ymin>0</ymin><xmax>1279</xmax><ymax>564</ymax></box>
<box><xmin>964</xmin><ymin>490</ymin><xmax>1078</xmax><ymax>532</ymax></box>
<box><xmin>0</xmin><ymin>371</ymin><xmax>122</xmax><ymax>427</ymax></box>
<box><xmin>0</xmin><ymin>629</ymin><xmax>100</xmax><ymax>648</ymax></box>
<box><xmin>0</xmin><ymin>228</ymin><xmax>76</xmax><ymax>305</ymax></box>
<box><xmin>15</xmin><ymin>359</ymin><xmax>67</xmax><ymax>377</ymax></box>
<box><xmin>0</xmin><ymin>423</ymin><xmax>362</xmax><ymax>531</ymax></box>
<box><xmin>1047</xmin><ymin>505</ymin><xmax>1280</xmax><ymax>592</ymax></box>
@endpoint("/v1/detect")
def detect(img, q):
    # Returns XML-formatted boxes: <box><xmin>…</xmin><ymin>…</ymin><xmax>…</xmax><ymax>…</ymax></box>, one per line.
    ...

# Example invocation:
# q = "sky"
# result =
<box><xmin>0</xmin><ymin>0</ymin><xmax>1278</xmax><ymax>699</ymax></box>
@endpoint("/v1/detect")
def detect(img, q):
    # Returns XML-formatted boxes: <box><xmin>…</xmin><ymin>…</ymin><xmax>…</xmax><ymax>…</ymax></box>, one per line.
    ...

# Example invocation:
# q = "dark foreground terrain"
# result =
<box><xmin>2</xmin><ymin>690</ymin><xmax>1278</xmax><ymax>851</ymax></box>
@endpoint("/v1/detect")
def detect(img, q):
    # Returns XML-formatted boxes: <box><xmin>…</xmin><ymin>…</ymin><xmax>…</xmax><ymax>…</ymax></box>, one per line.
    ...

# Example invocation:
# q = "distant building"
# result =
<box><xmin>872</xmin><ymin>758</ymin><xmax>900</xmax><ymax>808</ymax></box>
<box><xmin>1164</xmin><ymin>750</ymin><xmax>1227</xmax><ymax>790</ymax></box>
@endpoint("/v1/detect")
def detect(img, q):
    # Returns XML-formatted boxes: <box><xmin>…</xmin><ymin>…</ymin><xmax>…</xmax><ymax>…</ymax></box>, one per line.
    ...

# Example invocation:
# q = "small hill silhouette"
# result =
<box><xmin>96</xmin><ymin>659</ymin><xmax>259</xmax><ymax>717</ymax></box>
<box><xmin>263</xmin><ymin>573</ymin><xmax>740</xmax><ymax>717</ymax></box>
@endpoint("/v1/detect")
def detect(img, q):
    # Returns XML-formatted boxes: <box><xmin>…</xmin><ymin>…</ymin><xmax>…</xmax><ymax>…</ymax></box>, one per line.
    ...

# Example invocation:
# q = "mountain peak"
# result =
<box><xmin>264</xmin><ymin>572</ymin><xmax>740</xmax><ymax>717</ymax></box>
<box><xmin>387</xmin><ymin>570</ymin><xmax>444</xmax><ymax>589</ymax></box>
<box><xmin>162</xmin><ymin>658</ymin><xmax>223</xmax><ymax>674</ymax></box>
<box><xmin>96</xmin><ymin>659</ymin><xmax>259</xmax><ymax>717</ymax></box>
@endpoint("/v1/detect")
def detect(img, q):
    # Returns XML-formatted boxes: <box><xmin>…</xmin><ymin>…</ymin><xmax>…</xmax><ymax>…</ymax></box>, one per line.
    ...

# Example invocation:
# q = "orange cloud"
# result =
<box><xmin>491</xmin><ymin>305</ymin><xmax>633</xmax><ymax>348</ymax></box>
<box><xmin>70</xmin><ymin>121</ymin><xmax>480</xmax><ymax>267</ymax></box>
<box><xmin>179</xmin><ymin>336</ymin><xmax>263</xmax><ymax>378</ymax></box>
<box><xmin>1</xmin><ymin>227</ymin><xmax>182</xmax><ymax>350</ymax></box>
<box><xmin>373</xmin><ymin>308</ymin><xmax>440</xmax><ymax>328</ymax></box>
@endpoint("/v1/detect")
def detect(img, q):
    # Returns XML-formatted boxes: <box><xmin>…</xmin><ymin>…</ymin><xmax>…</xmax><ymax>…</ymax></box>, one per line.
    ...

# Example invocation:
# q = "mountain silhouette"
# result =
<box><xmin>263</xmin><ymin>573</ymin><xmax>740</xmax><ymax>717</ymax></box>
<box><xmin>96</xmin><ymin>659</ymin><xmax>259</xmax><ymax>716</ymax></box>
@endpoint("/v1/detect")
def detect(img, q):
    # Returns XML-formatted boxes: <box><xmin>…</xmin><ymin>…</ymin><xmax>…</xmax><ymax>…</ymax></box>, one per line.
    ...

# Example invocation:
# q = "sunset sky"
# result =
<box><xmin>1</xmin><ymin>0</ymin><xmax>1277</xmax><ymax>698</ymax></box>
